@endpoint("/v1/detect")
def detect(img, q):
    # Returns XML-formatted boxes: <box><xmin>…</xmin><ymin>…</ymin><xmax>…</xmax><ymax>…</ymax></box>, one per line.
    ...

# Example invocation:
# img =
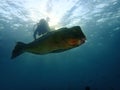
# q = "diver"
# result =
<box><xmin>33</xmin><ymin>17</ymin><xmax>50</xmax><ymax>40</ymax></box>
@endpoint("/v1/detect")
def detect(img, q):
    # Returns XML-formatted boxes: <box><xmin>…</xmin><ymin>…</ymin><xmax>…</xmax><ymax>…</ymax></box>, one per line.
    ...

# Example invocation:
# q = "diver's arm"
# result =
<box><xmin>33</xmin><ymin>23</ymin><xmax>38</xmax><ymax>31</ymax></box>
<box><xmin>33</xmin><ymin>29</ymin><xmax>37</xmax><ymax>40</ymax></box>
<box><xmin>33</xmin><ymin>23</ymin><xmax>39</xmax><ymax>40</ymax></box>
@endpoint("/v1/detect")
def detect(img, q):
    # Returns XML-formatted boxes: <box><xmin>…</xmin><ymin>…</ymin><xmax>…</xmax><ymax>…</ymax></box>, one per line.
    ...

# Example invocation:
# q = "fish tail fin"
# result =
<box><xmin>11</xmin><ymin>42</ymin><xmax>26</xmax><ymax>59</ymax></box>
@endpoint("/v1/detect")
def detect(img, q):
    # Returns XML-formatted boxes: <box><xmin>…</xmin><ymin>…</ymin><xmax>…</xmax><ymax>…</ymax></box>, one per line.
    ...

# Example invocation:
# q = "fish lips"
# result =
<box><xmin>77</xmin><ymin>37</ymin><xmax>86</xmax><ymax>45</ymax></box>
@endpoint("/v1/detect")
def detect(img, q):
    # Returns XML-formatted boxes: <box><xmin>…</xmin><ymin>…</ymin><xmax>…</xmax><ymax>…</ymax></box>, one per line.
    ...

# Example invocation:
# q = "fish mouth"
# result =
<box><xmin>80</xmin><ymin>37</ymin><xmax>86</xmax><ymax>44</ymax></box>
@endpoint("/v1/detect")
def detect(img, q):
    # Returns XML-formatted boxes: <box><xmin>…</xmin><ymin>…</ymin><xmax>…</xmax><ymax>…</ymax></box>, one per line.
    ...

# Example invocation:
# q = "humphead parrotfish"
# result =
<box><xmin>11</xmin><ymin>26</ymin><xmax>86</xmax><ymax>59</ymax></box>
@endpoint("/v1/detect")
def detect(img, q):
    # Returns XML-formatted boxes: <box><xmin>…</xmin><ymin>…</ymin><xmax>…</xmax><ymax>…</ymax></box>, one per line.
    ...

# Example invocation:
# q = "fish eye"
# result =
<box><xmin>73</xmin><ymin>29</ymin><xmax>78</xmax><ymax>32</ymax></box>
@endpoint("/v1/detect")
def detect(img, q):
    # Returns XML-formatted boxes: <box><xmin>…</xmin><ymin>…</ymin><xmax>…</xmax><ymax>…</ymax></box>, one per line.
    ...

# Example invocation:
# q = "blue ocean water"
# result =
<box><xmin>0</xmin><ymin>0</ymin><xmax>120</xmax><ymax>90</ymax></box>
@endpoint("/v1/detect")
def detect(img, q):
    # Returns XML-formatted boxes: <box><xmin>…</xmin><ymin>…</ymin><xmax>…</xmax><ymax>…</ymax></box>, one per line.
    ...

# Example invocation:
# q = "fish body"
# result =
<box><xmin>11</xmin><ymin>26</ymin><xmax>86</xmax><ymax>59</ymax></box>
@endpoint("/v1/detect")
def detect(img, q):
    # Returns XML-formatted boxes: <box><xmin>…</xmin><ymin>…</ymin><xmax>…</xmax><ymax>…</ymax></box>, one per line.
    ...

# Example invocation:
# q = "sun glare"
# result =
<box><xmin>47</xmin><ymin>14</ymin><xmax>59</xmax><ymax>27</ymax></box>
<box><xmin>27</xmin><ymin>0</ymin><xmax>62</xmax><ymax>30</ymax></box>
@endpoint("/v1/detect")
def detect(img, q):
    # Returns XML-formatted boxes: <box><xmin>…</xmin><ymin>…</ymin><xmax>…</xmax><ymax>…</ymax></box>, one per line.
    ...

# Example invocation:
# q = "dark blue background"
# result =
<box><xmin>0</xmin><ymin>0</ymin><xmax>120</xmax><ymax>90</ymax></box>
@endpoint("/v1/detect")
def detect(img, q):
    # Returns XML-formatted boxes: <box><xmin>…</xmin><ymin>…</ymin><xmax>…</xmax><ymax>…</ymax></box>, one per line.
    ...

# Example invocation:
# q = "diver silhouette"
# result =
<box><xmin>33</xmin><ymin>17</ymin><xmax>50</xmax><ymax>40</ymax></box>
